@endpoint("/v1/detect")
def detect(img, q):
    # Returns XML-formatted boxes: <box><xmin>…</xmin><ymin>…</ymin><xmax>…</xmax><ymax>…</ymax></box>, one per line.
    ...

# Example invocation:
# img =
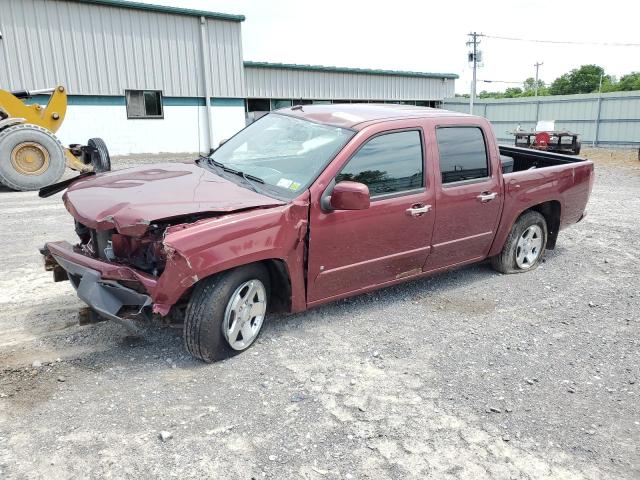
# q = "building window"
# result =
<box><xmin>436</xmin><ymin>127</ymin><xmax>489</xmax><ymax>184</ymax></box>
<box><xmin>247</xmin><ymin>98</ymin><xmax>271</xmax><ymax>112</ymax></box>
<box><xmin>125</xmin><ymin>90</ymin><xmax>163</xmax><ymax>119</ymax></box>
<box><xmin>271</xmin><ymin>99</ymin><xmax>292</xmax><ymax>110</ymax></box>
<box><xmin>336</xmin><ymin>130</ymin><xmax>424</xmax><ymax>197</ymax></box>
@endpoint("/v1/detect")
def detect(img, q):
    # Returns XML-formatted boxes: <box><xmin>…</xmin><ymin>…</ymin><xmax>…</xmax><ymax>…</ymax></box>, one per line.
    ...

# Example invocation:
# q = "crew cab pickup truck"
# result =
<box><xmin>41</xmin><ymin>105</ymin><xmax>594</xmax><ymax>362</ymax></box>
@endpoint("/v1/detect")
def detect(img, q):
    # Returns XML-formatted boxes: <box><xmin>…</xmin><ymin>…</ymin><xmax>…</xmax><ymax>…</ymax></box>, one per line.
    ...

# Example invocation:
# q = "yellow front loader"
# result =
<box><xmin>0</xmin><ymin>85</ymin><xmax>110</xmax><ymax>191</ymax></box>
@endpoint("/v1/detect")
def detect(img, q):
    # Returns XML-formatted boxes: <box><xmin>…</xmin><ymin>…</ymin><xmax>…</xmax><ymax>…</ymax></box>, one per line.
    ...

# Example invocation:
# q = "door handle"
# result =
<box><xmin>477</xmin><ymin>191</ymin><xmax>498</xmax><ymax>203</ymax></box>
<box><xmin>406</xmin><ymin>204</ymin><xmax>432</xmax><ymax>217</ymax></box>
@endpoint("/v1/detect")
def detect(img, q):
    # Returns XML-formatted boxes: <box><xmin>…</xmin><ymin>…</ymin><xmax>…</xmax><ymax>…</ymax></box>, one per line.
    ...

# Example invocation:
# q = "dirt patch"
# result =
<box><xmin>582</xmin><ymin>147</ymin><xmax>640</xmax><ymax>170</ymax></box>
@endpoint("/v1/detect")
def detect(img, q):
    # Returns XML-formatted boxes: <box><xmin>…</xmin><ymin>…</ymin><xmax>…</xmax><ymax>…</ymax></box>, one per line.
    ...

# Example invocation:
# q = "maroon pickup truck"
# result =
<box><xmin>41</xmin><ymin>105</ymin><xmax>594</xmax><ymax>362</ymax></box>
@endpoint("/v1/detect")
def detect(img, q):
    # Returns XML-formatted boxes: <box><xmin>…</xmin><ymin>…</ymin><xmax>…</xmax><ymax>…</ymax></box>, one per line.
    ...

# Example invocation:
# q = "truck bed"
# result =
<box><xmin>490</xmin><ymin>144</ymin><xmax>594</xmax><ymax>256</ymax></box>
<box><xmin>499</xmin><ymin>145</ymin><xmax>588</xmax><ymax>172</ymax></box>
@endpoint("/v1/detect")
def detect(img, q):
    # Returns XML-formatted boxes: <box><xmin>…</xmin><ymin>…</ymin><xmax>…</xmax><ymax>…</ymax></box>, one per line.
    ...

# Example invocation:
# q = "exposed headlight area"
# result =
<box><xmin>74</xmin><ymin>220</ymin><xmax>167</xmax><ymax>276</ymax></box>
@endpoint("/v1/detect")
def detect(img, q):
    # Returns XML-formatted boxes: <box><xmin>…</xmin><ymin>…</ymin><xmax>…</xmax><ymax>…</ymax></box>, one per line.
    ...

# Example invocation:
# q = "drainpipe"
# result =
<box><xmin>199</xmin><ymin>16</ymin><xmax>214</xmax><ymax>153</ymax></box>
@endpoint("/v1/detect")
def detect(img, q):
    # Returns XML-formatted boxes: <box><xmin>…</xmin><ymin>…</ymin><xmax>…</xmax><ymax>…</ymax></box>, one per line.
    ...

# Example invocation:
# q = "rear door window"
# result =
<box><xmin>336</xmin><ymin>130</ymin><xmax>424</xmax><ymax>197</ymax></box>
<box><xmin>436</xmin><ymin>127</ymin><xmax>489</xmax><ymax>184</ymax></box>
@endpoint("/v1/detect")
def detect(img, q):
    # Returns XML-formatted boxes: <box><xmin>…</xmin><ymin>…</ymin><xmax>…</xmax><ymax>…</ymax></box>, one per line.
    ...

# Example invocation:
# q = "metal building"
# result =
<box><xmin>1</xmin><ymin>0</ymin><xmax>458</xmax><ymax>154</ymax></box>
<box><xmin>244</xmin><ymin>62</ymin><xmax>456</xmax><ymax>109</ymax></box>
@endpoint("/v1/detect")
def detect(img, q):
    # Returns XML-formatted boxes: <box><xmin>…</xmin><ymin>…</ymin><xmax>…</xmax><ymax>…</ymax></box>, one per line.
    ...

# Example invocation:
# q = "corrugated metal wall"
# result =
<box><xmin>443</xmin><ymin>91</ymin><xmax>640</xmax><ymax>145</ymax></box>
<box><xmin>245</xmin><ymin>66</ymin><xmax>455</xmax><ymax>101</ymax></box>
<box><xmin>206</xmin><ymin>18</ymin><xmax>244</xmax><ymax>99</ymax></box>
<box><xmin>0</xmin><ymin>0</ymin><xmax>245</xmax><ymax>97</ymax></box>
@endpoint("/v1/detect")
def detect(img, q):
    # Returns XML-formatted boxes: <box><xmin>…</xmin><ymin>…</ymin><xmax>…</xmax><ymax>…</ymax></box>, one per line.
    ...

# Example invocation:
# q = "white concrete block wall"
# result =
<box><xmin>52</xmin><ymin>99</ymin><xmax>247</xmax><ymax>156</ymax></box>
<box><xmin>211</xmin><ymin>104</ymin><xmax>248</xmax><ymax>148</ymax></box>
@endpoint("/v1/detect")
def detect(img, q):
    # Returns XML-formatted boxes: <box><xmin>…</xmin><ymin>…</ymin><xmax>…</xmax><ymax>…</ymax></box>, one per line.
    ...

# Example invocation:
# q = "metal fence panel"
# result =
<box><xmin>443</xmin><ymin>91</ymin><xmax>640</xmax><ymax>145</ymax></box>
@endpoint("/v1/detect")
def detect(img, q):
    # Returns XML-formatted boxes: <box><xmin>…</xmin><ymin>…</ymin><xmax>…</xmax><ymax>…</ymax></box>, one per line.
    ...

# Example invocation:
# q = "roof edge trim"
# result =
<box><xmin>71</xmin><ymin>0</ymin><xmax>245</xmax><ymax>21</ymax></box>
<box><xmin>244</xmin><ymin>61</ymin><xmax>459</xmax><ymax>80</ymax></box>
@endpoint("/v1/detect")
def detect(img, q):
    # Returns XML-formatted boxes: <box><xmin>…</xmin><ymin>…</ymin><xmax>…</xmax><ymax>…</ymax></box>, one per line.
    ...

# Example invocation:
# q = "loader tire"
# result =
<box><xmin>0</xmin><ymin>124</ymin><xmax>66</xmax><ymax>191</ymax></box>
<box><xmin>88</xmin><ymin>137</ymin><xmax>111</xmax><ymax>173</ymax></box>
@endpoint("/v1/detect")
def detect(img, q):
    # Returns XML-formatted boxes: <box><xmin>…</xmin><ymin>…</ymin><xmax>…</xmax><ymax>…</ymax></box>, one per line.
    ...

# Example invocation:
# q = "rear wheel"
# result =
<box><xmin>0</xmin><ymin>124</ymin><xmax>66</xmax><ymax>191</ymax></box>
<box><xmin>184</xmin><ymin>264</ymin><xmax>270</xmax><ymax>362</ymax></box>
<box><xmin>87</xmin><ymin>137</ymin><xmax>111</xmax><ymax>173</ymax></box>
<box><xmin>491</xmin><ymin>211</ymin><xmax>547</xmax><ymax>274</ymax></box>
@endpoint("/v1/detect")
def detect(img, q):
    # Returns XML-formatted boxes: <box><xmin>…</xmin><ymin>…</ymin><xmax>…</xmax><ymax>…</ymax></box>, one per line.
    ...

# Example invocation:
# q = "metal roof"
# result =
<box><xmin>72</xmin><ymin>0</ymin><xmax>245</xmax><ymax>21</ymax></box>
<box><xmin>277</xmin><ymin>104</ymin><xmax>469</xmax><ymax>129</ymax></box>
<box><xmin>244</xmin><ymin>61</ymin><xmax>459</xmax><ymax>80</ymax></box>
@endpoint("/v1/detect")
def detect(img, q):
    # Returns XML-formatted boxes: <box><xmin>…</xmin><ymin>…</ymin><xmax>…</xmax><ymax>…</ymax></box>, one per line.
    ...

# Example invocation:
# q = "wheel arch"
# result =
<box><xmin>489</xmin><ymin>198</ymin><xmax>562</xmax><ymax>257</ymax></box>
<box><xmin>528</xmin><ymin>200</ymin><xmax>561</xmax><ymax>249</ymax></box>
<box><xmin>262</xmin><ymin>258</ymin><xmax>293</xmax><ymax>313</ymax></box>
<box><xmin>167</xmin><ymin>258</ymin><xmax>294</xmax><ymax>317</ymax></box>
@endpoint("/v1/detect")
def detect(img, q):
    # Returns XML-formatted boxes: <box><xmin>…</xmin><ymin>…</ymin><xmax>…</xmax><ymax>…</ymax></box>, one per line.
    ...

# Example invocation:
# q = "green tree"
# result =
<box><xmin>522</xmin><ymin>77</ymin><xmax>547</xmax><ymax>96</ymax></box>
<box><xmin>549</xmin><ymin>65</ymin><xmax>609</xmax><ymax>95</ymax></box>
<box><xmin>478</xmin><ymin>90</ymin><xmax>503</xmax><ymax>99</ymax></box>
<box><xmin>616</xmin><ymin>72</ymin><xmax>640</xmax><ymax>91</ymax></box>
<box><xmin>503</xmin><ymin>87</ymin><xmax>523</xmax><ymax>98</ymax></box>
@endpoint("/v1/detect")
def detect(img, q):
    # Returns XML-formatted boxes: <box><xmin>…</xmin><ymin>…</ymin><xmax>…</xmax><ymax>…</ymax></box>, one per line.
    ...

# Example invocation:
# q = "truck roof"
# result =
<box><xmin>277</xmin><ymin>103</ymin><xmax>472</xmax><ymax>129</ymax></box>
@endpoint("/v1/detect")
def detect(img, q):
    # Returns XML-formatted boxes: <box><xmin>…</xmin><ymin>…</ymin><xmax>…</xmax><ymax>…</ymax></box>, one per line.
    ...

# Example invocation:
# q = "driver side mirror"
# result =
<box><xmin>330</xmin><ymin>181</ymin><xmax>370</xmax><ymax>210</ymax></box>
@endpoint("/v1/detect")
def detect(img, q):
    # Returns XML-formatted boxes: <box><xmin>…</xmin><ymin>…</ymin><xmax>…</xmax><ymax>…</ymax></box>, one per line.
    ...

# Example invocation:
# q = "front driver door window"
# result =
<box><xmin>336</xmin><ymin>130</ymin><xmax>424</xmax><ymax>197</ymax></box>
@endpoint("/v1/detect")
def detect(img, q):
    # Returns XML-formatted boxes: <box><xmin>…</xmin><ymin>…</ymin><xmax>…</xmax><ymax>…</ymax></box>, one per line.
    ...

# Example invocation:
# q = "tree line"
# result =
<box><xmin>457</xmin><ymin>65</ymin><xmax>640</xmax><ymax>99</ymax></box>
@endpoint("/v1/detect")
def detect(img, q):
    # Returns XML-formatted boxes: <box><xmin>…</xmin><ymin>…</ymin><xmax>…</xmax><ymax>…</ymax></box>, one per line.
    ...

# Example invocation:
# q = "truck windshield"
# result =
<box><xmin>209</xmin><ymin>113</ymin><xmax>354</xmax><ymax>198</ymax></box>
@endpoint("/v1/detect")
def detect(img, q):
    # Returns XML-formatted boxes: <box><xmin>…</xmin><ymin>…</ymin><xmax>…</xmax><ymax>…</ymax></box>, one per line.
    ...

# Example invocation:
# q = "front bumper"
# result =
<box><xmin>42</xmin><ymin>241</ymin><xmax>155</xmax><ymax>332</ymax></box>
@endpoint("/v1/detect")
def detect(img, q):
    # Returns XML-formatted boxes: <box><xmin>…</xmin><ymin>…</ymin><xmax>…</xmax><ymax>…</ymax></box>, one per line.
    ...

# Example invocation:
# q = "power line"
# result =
<box><xmin>485</xmin><ymin>34</ymin><xmax>640</xmax><ymax>47</ymax></box>
<box><xmin>479</xmin><ymin>79</ymin><xmax>523</xmax><ymax>84</ymax></box>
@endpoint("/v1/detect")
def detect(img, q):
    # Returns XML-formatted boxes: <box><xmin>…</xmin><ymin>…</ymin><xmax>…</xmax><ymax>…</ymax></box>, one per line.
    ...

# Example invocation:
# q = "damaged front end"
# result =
<box><xmin>74</xmin><ymin>220</ymin><xmax>167</xmax><ymax>276</ymax></box>
<box><xmin>40</xmin><ymin>216</ymin><xmax>204</xmax><ymax>331</ymax></box>
<box><xmin>42</xmin><ymin>242</ymin><xmax>152</xmax><ymax>333</ymax></box>
<box><xmin>40</xmin><ymin>161</ymin><xmax>292</xmax><ymax>331</ymax></box>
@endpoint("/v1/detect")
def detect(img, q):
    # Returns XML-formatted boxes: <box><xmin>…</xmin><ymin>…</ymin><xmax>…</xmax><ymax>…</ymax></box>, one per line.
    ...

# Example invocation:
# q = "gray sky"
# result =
<box><xmin>139</xmin><ymin>0</ymin><xmax>639</xmax><ymax>94</ymax></box>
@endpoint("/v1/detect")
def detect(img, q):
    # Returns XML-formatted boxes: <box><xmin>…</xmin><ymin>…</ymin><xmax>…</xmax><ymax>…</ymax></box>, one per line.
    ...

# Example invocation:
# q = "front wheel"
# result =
<box><xmin>183</xmin><ymin>264</ymin><xmax>270</xmax><ymax>362</ymax></box>
<box><xmin>491</xmin><ymin>211</ymin><xmax>547</xmax><ymax>274</ymax></box>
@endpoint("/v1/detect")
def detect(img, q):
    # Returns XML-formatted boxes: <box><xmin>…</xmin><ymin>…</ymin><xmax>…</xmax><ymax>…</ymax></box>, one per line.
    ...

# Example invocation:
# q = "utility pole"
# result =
<box><xmin>593</xmin><ymin>73</ymin><xmax>604</xmax><ymax>147</ymax></box>
<box><xmin>467</xmin><ymin>32</ymin><xmax>483</xmax><ymax>115</ymax></box>
<box><xmin>534</xmin><ymin>62</ymin><xmax>543</xmax><ymax>96</ymax></box>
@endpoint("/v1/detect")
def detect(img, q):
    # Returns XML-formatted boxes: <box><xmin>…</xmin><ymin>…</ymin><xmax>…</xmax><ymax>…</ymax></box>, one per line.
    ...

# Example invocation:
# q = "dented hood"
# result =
<box><xmin>63</xmin><ymin>162</ymin><xmax>285</xmax><ymax>236</ymax></box>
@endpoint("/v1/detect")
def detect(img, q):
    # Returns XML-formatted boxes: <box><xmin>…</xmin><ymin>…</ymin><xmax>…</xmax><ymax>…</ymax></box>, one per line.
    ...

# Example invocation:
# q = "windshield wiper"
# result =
<box><xmin>197</xmin><ymin>155</ymin><xmax>225</xmax><ymax>171</ymax></box>
<box><xmin>197</xmin><ymin>155</ymin><xmax>267</xmax><ymax>193</ymax></box>
<box><xmin>236</xmin><ymin>171</ymin><xmax>268</xmax><ymax>195</ymax></box>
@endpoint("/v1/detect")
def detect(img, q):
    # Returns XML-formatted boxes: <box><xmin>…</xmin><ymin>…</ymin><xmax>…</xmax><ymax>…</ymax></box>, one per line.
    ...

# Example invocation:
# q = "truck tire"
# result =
<box><xmin>573</xmin><ymin>140</ymin><xmax>581</xmax><ymax>155</ymax></box>
<box><xmin>0</xmin><ymin>124</ymin><xmax>66</xmax><ymax>191</ymax></box>
<box><xmin>491</xmin><ymin>211</ymin><xmax>548</xmax><ymax>274</ymax></box>
<box><xmin>87</xmin><ymin>137</ymin><xmax>111</xmax><ymax>172</ymax></box>
<box><xmin>184</xmin><ymin>264</ymin><xmax>270</xmax><ymax>362</ymax></box>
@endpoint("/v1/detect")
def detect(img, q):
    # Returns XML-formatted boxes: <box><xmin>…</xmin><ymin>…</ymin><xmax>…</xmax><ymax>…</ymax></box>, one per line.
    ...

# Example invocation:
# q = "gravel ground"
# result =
<box><xmin>0</xmin><ymin>149</ymin><xmax>638</xmax><ymax>479</ymax></box>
